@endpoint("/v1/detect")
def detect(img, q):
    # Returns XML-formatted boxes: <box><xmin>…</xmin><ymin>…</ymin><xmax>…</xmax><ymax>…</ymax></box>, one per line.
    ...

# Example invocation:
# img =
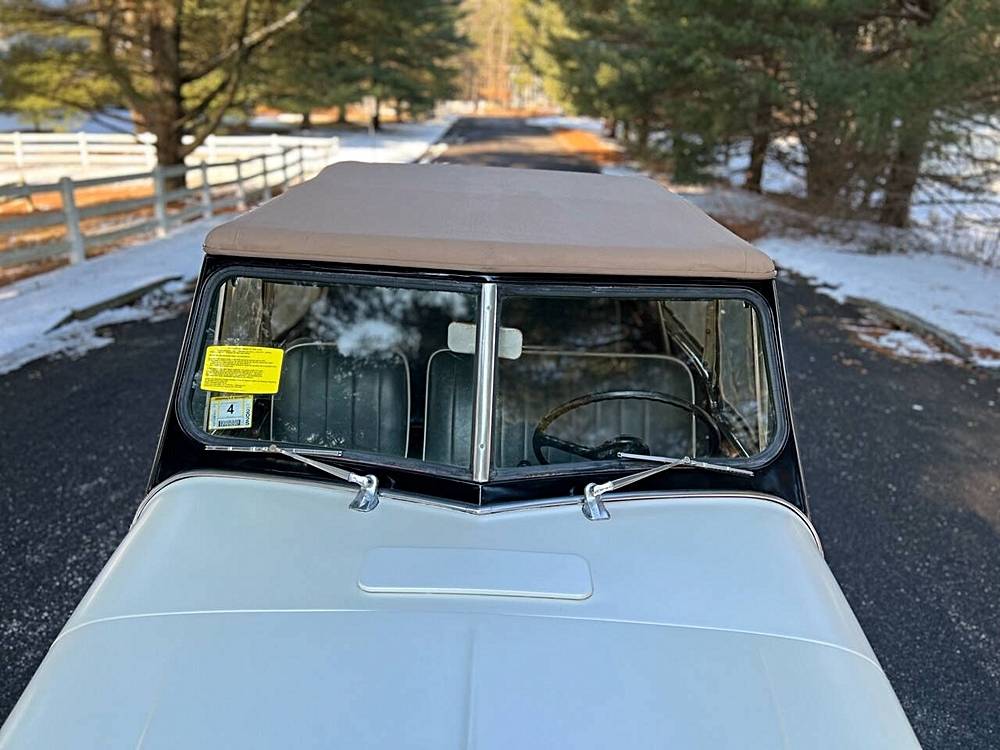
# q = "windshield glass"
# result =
<box><xmin>186</xmin><ymin>275</ymin><xmax>780</xmax><ymax>477</ymax></box>
<box><xmin>187</xmin><ymin>274</ymin><xmax>479</xmax><ymax>470</ymax></box>
<box><xmin>493</xmin><ymin>292</ymin><xmax>777</xmax><ymax>469</ymax></box>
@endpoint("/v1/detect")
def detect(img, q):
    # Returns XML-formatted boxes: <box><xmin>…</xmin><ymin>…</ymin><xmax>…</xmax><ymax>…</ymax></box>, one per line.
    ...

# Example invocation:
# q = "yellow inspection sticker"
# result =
<box><xmin>200</xmin><ymin>345</ymin><xmax>284</xmax><ymax>394</ymax></box>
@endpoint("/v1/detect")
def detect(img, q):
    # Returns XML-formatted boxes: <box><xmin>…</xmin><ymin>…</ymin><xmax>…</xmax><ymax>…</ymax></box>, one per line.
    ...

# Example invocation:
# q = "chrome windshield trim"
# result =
<box><xmin>134</xmin><ymin>470</ymin><xmax>822</xmax><ymax>555</ymax></box>
<box><xmin>471</xmin><ymin>282</ymin><xmax>498</xmax><ymax>483</ymax></box>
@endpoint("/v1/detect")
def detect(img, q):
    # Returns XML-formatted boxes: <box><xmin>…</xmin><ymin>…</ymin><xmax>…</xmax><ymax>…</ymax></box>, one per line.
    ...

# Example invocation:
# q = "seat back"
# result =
<box><xmin>423</xmin><ymin>350</ymin><xmax>694</xmax><ymax>467</ymax></box>
<box><xmin>271</xmin><ymin>342</ymin><xmax>410</xmax><ymax>456</ymax></box>
<box><xmin>422</xmin><ymin>350</ymin><xmax>475</xmax><ymax>466</ymax></box>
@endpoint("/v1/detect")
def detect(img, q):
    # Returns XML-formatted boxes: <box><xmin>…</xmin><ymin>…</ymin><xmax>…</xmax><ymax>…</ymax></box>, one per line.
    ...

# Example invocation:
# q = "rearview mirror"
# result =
<box><xmin>448</xmin><ymin>322</ymin><xmax>523</xmax><ymax>360</ymax></box>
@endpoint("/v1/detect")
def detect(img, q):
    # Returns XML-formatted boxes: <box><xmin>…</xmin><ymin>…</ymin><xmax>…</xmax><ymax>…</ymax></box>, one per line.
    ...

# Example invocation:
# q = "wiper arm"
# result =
<box><xmin>618</xmin><ymin>452</ymin><xmax>754</xmax><ymax>476</ymax></box>
<box><xmin>581</xmin><ymin>453</ymin><xmax>753</xmax><ymax>521</ymax></box>
<box><xmin>205</xmin><ymin>444</ymin><xmax>380</xmax><ymax>512</ymax></box>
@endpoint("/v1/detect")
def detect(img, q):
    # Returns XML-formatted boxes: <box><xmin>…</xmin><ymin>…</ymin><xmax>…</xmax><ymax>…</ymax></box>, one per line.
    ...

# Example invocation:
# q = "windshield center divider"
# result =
<box><xmin>472</xmin><ymin>282</ymin><xmax>499</xmax><ymax>484</ymax></box>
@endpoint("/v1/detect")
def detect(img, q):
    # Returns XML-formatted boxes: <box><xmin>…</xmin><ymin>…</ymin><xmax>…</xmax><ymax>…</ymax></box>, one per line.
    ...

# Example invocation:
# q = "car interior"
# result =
<box><xmin>195</xmin><ymin>278</ymin><xmax>772</xmax><ymax>470</ymax></box>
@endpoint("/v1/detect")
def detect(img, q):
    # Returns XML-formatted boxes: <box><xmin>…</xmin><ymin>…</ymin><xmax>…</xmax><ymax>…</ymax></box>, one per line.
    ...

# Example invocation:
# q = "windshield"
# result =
<box><xmin>185</xmin><ymin>274</ymin><xmax>780</xmax><ymax>477</ymax></box>
<box><xmin>187</xmin><ymin>274</ymin><xmax>479</xmax><ymax>469</ymax></box>
<box><xmin>493</xmin><ymin>291</ymin><xmax>777</xmax><ymax>469</ymax></box>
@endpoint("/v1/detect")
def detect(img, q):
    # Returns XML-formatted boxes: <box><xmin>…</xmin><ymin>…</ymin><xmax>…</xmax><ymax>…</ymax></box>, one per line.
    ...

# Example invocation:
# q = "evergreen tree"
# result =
<box><xmin>528</xmin><ymin>0</ymin><xmax>999</xmax><ymax>226</ymax></box>
<box><xmin>247</xmin><ymin>2</ymin><xmax>365</xmax><ymax>128</ymax></box>
<box><xmin>248</xmin><ymin>0</ymin><xmax>467</xmax><ymax>130</ymax></box>
<box><xmin>0</xmin><ymin>0</ymin><xmax>312</xmax><ymax>174</ymax></box>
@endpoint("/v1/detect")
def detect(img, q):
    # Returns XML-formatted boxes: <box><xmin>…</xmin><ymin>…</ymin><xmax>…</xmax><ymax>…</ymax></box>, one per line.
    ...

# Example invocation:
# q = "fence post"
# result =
<box><xmin>199</xmin><ymin>161</ymin><xmax>212</xmax><ymax>220</ymax></box>
<box><xmin>297</xmin><ymin>144</ymin><xmax>305</xmax><ymax>183</ymax></box>
<box><xmin>141</xmin><ymin>132</ymin><xmax>156</xmax><ymax>170</ymax></box>
<box><xmin>280</xmin><ymin>147</ymin><xmax>289</xmax><ymax>188</ymax></box>
<box><xmin>13</xmin><ymin>131</ymin><xmax>24</xmax><ymax>169</ymax></box>
<box><xmin>260</xmin><ymin>155</ymin><xmax>272</xmax><ymax>201</ymax></box>
<box><xmin>59</xmin><ymin>177</ymin><xmax>85</xmax><ymax>264</ymax></box>
<box><xmin>152</xmin><ymin>165</ymin><xmax>168</xmax><ymax>237</ymax></box>
<box><xmin>77</xmin><ymin>132</ymin><xmax>90</xmax><ymax>168</ymax></box>
<box><xmin>235</xmin><ymin>158</ymin><xmax>247</xmax><ymax>211</ymax></box>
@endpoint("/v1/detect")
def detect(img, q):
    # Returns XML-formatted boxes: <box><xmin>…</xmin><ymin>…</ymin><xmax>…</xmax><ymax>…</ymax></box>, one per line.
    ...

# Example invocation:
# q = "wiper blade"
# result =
<box><xmin>580</xmin><ymin>453</ymin><xmax>753</xmax><ymax>521</ymax></box>
<box><xmin>205</xmin><ymin>443</ymin><xmax>380</xmax><ymax>512</ymax></box>
<box><xmin>618</xmin><ymin>452</ymin><xmax>754</xmax><ymax>477</ymax></box>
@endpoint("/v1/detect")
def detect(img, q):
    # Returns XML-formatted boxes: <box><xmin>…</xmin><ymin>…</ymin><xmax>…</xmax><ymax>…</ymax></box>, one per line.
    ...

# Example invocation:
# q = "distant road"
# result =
<box><xmin>1</xmin><ymin>117</ymin><xmax>998</xmax><ymax>748</ymax></box>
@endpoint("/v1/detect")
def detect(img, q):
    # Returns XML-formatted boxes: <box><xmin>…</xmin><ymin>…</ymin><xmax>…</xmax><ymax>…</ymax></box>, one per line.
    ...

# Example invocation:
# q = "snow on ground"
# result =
<box><xmin>525</xmin><ymin>115</ymin><xmax>606</xmax><ymax>135</ymax></box>
<box><xmin>717</xmin><ymin>137</ymin><xmax>807</xmax><ymax>197</ymax></box>
<box><xmin>329</xmin><ymin>118</ymin><xmax>455</xmax><ymax>164</ymax></box>
<box><xmin>595</xmin><ymin>162</ymin><xmax>1000</xmax><ymax>367</ymax></box>
<box><xmin>0</xmin><ymin>119</ymin><xmax>453</xmax><ymax>374</ymax></box>
<box><xmin>758</xmin><ymin>236</ymin><xmax>1000</xmax><ymax>368</ymax></box>
<box><xmin>0</xmin><ymin>108</ymin><xmax>134</xmax><ymax>134</ymax></box>
<box><xmin>844</xmin><ymin>323</ymin><xmax>962</xmax><ymax>365</ymax></box>
<box><xmin>719</xmin><ymin>130</ymin><xmax>999</xmax><ymax>266</ymax></box>
<box><xmin>0</xmin><ymin>219</ymin><xmax>218</xmax><ymax>374</ymax></box>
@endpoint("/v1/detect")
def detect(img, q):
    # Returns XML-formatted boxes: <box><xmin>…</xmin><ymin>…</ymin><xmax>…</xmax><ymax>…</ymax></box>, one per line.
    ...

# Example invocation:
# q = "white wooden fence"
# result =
<box><xmin>0</xmin><ymin>131</ymin><xmax>338</xmax><ymax>170</ymax></box>
<box><xmin>0</xmin><ymin>141</ymin><xmax>336</xmax><ymax>270</ymax></box>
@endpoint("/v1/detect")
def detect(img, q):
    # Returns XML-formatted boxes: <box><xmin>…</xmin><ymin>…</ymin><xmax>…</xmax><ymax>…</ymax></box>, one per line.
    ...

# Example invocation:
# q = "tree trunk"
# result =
<box><xmin>605</xmin><ymin>117</ymin><xmax>617</xmax><ymax>138</ymax></box>
<box><xmin>635</xmin><ymin>118</ymin><xmax>650</xmax><ymax>153</ymax></box>
<box><xmin>154</xmin><ymin>123</ymin><xmax>187</xmax><ymax>192</ymax></box>
<box><xmin>744</xmin><ymin>99</ymin><xmax>771</xmax><ymax>193</ymax></box>
<box><xmin>300</xmin><ymin>110</ymin><xmax>313</xmax><ymax>130</ymax></box>
<box><xmin>146</xmin><ymin>3</ymin><xmax>187</xmax><ymax>191</ymax></box>
<box><xmin>803</xmin><ymin>122</ymin><xmax>852</xmax><ymax>212</ymax></box>
<box><xmin>879</xmin><ymin>123</ymin><xmax>928</xmax><ymax>228</ymax></box>
<box><xmin>337</xmin><ymin>105</ymin><xmax>348</xmax><ymax>124</ymax></box>
<box><xmin>371</xmin><ymin>96</ymin><xmax>381</xmax><ymax>131</ymax></box>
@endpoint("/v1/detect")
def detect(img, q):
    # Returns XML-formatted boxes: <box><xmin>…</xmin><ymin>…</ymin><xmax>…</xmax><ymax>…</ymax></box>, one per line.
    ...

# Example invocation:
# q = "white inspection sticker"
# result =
<box><xmin>208</xmin><ymin>395</ymin><xmax>254</xmax><ymax>430</ymax></box>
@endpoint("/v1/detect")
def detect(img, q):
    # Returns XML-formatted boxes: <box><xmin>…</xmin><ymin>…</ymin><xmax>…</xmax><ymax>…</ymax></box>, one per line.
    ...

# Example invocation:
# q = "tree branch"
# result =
<box><xmin>180</xmin><ymin>0</ymin><xmax>313</xmax><ymax>84</ymax></box>
<box><xmin>180</xmin><ymin>63</ymin><xmax>246</xmax><ymax>157</ymax></box>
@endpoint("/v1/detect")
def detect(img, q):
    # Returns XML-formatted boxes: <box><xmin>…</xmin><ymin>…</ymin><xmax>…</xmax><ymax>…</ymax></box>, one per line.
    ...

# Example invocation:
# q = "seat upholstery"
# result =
<box><xmin>422</xmin><ymin>350</ymin><xmax>475</xmax><ymax>467</ymax></box>
<box><xmin>272</xmin><ymin>343</ymin><xmax>409</xmax><ymax>456</ymax></box>
<box><xmin>423</xmin><ymin>350</ymin><xmax>695</xmax><ymax>467</ymax></box>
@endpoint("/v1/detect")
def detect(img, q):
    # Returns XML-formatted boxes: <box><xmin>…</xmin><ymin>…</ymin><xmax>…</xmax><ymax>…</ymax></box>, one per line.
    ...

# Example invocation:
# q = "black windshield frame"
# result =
<box><xmin>174</xmin><ymin>263</ymin><xmax>483</xmax><ymax>481</ymax></box>
<box><xmin>150</xmin><ymin>255</ymin><xmax>807</xmax><ymax>512</ymax></box>
<box><xmin>488</xmin><ymin>282</ymin><xmax>789</xmax><ymax>481</ymax></box>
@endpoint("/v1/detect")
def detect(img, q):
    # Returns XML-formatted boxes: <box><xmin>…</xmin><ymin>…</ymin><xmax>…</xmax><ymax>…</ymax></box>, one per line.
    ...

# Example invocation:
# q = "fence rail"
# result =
<box><xmin>0</xmin><ymin>140</ymin><xmax>335</xmax><ymax>270</ymax></box>
<box><xmin>0</xmin><ymin>131</ymin><xmax>338</xmax><ymax>170</ymax></box>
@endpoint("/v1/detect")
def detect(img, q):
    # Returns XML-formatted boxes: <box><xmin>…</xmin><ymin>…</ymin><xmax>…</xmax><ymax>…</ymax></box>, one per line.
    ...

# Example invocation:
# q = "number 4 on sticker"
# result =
<box><xmin>208</xmin><ymin>395</ymin><xmax>254</xmax><ymax>430</ymax></box>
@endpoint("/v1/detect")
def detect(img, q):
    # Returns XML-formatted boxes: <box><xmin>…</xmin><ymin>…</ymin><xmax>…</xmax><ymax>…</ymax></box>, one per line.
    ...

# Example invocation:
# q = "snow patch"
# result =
<box><xmin>599</xmin><ymin>157</ymin><xmax>1000</xmax><ymax>368</ymax></box>
<box><xmin>761</xmin><ymin>236</ymin><xmax>1000</xmax><ymax>367</ymax></box>
<box><xmin>326</xmin><ymin>118</ymin><xmax>456</xmax><ymax>165</ymax></box>
<box><xmin>846</xmin><ymin>324</ymin><xmax>963</xmax><ymax>365</ymax></box>
<box><xmin>526</xmin><ymin>115</ymin><xmax>605</xmax><ymax>134</ymax></box>
<box><xmin>0</xmin><ymin>221</ymin><xmax>216</xmax><ymax>374</ymax></box>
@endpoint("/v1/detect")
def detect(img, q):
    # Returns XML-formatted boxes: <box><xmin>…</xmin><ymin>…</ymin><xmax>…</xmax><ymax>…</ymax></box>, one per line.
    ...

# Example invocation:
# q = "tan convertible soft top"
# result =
<box><xmin>203</xmin><ymin>161</ymin><xmax>775</xmax><ymax>279</ymax></box>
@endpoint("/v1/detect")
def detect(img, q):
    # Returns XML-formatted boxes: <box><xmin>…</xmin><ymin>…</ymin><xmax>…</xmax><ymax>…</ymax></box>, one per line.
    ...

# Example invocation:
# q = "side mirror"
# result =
<box><xmin>448</xmin><ymin>322</ymin><xmax>523</xmax><ymax>360</ymax></box>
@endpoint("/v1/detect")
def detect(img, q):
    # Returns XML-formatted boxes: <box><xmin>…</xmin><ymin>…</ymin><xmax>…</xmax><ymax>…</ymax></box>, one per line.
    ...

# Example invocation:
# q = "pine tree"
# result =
<box><xmin>528</xmin><ymin>0</ymin><xmax>999</xmax><ymax>226</ymax></box>
<box><xmin>0</xmin><ymin>0</ymin><xmax>312</xmax><ymax>176</ymax></box>
<box><xmin>247</xmin><ymin>2</ymin><xmax>365</xmax><ymax>127</ymax></box>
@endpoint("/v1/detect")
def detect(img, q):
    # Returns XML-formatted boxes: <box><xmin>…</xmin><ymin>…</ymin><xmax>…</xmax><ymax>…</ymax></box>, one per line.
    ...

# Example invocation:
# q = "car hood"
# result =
<box><xmin>0</xmin><ymin>474</ymin><xmax>920</xmax><ymax>749</ymax></box>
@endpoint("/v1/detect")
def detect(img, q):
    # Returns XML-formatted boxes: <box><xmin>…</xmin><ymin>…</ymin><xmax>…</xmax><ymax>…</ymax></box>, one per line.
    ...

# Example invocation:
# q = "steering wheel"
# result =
<box><xmin>531</xmin><ymin>389</ymin><xmax>723</xmax><ymax>465</ymax></box>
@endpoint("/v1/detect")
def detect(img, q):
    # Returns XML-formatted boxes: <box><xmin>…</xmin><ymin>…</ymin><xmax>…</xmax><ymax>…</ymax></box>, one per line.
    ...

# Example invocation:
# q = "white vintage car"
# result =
<box><xmin>0</xmin><ymin>163</ymin><xmax>921</xmax><ymax>748</ymax></box>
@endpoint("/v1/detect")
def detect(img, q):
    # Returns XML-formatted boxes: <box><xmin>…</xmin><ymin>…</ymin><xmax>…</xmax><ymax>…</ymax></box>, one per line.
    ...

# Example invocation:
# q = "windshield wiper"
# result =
<box><xmin>581</xmin><ymin>452</ymin><xmax>754</xmax><ymax>521</ymax></box>
<box><xmin>205</xmin><ymin>444</ymin><xmax>380</xmax><ymax>512</ymax></box>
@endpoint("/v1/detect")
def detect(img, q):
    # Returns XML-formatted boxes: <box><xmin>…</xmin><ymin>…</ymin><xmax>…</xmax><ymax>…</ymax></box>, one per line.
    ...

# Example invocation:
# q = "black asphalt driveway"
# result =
<box><xmin>1</xmin><ymin>117</ymin><xmax>998</xmax><ymax>748</ymax></box>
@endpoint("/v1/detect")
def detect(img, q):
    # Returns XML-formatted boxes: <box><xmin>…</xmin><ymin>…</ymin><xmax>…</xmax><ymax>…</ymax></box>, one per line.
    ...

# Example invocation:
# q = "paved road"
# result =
<box><xmin>2</xmin><ymin>117</ymin><xmax>998</xmax><ymax>747</ymax></box>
